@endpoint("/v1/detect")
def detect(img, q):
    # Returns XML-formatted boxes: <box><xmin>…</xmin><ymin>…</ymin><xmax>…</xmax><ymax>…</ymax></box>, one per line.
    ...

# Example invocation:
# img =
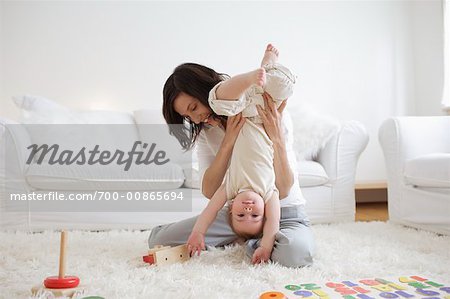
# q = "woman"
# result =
<box><xmin>148</xmin><ymin>62</ymin><xmax>315</xmax><ymax>267</ymax></box>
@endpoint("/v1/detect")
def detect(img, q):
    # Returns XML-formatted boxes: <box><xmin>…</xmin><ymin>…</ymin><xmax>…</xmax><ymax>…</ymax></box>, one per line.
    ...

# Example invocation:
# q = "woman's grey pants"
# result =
<box><xmin>148</xmin><ymin>205</ymin><xmax>315</xmax><ymax>268</ymax></box>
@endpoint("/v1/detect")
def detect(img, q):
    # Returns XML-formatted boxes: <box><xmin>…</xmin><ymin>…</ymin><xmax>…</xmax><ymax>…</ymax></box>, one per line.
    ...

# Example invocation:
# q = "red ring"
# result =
<box><xmin>44</xmin><ymin>276</ymin><xmax>80</xmax><ymax>289</ymax></box>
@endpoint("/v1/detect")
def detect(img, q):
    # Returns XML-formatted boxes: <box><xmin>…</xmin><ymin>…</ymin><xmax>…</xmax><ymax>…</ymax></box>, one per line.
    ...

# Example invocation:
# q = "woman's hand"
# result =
<box><xmin>222</xmin><ymin>113</ymin><xmax>246</xmax><ymax>148</ymax></box>
<box><xmin>256</xmin><ymin>93</ymin><xmax>294</xmax><ymax>198</ymax></box>
<box><xmin>256</xmin><ymin>92</ymin><xmax>287</xmax><ymax>144</ymax></box>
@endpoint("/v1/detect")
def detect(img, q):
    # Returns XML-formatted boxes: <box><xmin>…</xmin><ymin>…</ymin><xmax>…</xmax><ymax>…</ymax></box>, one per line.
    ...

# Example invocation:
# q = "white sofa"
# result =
<box><xmin>379</xmin><ymin>116</ymin><xmax>450</xmax><ymax>235</ymax></box>
<box><xmin>0</xmin><ymin>99</ymin><xmax>368</xmax><ymax>231</ymax></box>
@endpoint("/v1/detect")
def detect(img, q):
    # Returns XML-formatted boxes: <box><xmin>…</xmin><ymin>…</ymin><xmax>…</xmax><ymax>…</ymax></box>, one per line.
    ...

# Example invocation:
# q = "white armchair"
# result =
<box><xmin>379</xmin><ymin>116</ymin><xmax>450</xmax><ymax>235</ymax></box>
<box><xmin>303</xmin><ymin>120</ymin><xmax>369</xmax><ymax>223</ymax></box>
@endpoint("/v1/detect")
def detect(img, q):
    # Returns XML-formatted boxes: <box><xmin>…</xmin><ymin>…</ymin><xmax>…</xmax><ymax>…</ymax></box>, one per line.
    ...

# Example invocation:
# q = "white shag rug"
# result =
<box><xmin>0</xmin><ymin>222</ymin><xmax>449</xmax><ymax>299</ymax></box>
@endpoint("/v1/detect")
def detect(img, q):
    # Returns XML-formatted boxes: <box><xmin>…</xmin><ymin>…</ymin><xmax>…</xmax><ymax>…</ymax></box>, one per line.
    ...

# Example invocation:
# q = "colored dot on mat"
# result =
<box><xmin>426</xmin><ymin>281</ymin><xmax>444</xmax><ymax>287</ymax></box>
<box><xmin>285</xmin><ymin>284</ymin><xmax>301</xmax><ymax>291</ymax></box>
<box><xmin>416</xmin><ymin>289</ymin><xmax>440</xmax><ymax>296</ymax></box>
<box><xmin>357</xmin><ymin>294</ymin><xmax>375</xmax><ymax>299</ymax></box>
<box><xmin>394</xmin><ymin>290</ymin><xmax>414</xmax><ymax>298</ymax></box>
<box><xmin>294</xmin><ymin>290</ymin><xmax>313</xmax><ymax>297</ymax></box>
<box><xmin>379</xmin><ymin>292</ymin><xmax>399</xmax><ymax>298</ymax></box>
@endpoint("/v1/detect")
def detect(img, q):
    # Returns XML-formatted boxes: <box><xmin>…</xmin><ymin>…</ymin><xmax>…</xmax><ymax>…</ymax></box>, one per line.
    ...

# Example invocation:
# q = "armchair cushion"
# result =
<box><xmin>297</xmin><ymin>160</ymin><xmax>329</xmax><ymax>187</ymax></box>
<box><xmin>404</xmin><ymin>153</ymin><xmax>450</xmax><ymax>188</ymax></box>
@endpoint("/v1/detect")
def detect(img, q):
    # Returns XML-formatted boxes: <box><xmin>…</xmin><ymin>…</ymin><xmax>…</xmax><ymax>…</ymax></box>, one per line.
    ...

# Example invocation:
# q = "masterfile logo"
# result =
<box><xmin>26</xmin><ymin>141</ymin><xmax>170</xmax><ymax>171</ymax></box>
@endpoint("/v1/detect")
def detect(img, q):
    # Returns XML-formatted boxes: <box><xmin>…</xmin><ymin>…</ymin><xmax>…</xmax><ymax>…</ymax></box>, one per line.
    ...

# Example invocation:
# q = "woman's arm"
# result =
<box><xmin>201</xmin><ymin>114</ymin><xmax>246</xmax><ymax>199</ymax></box>
<box><xmin>256</xmin><ymin>93</ymin><xmax>294</xmax><ymax>198</ymax></box>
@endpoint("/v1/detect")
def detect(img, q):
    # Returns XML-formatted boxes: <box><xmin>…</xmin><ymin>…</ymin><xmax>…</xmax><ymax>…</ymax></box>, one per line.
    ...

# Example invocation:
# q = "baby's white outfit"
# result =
<box><xmin>208</xmin><ymin>63</ymin><xmax>296</xmax><ymax>201</ymax></box>
<box><xmin>208</xmin><ymin>63</ymin><xmax>296</xmax><ymax>124</ymax></box>
<box><xmin>225</xmin><ymin>119</ymin><xmax>277</xmax><ymax>202</ymax></box>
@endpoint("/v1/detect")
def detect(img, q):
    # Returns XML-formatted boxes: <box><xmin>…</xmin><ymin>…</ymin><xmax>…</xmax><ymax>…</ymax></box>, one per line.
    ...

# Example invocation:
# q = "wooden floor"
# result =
<box><xmin>355</xmin><ymin>202</ymin><xmax>388</xmax><ymax>222</ymax></box>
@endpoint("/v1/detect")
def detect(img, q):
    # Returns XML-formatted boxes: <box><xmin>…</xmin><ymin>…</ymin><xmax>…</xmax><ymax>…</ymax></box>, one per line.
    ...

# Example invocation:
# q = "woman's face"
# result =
<box><xmin>173</xmin><ymin>92</ymin><xmax>220</xmax><ymax>126</ymax></box>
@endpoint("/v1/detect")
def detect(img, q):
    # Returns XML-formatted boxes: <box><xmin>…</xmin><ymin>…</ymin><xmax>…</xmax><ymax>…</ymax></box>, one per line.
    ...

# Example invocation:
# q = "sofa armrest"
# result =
<box><xmin>379</xmin><ymin>117</ymin><xmax>450</xmax><ymax>164</ymax></box>
<box><xmin>378</xmin><ymin>116</ymin><xmax>450</xmax><ymax>201</ymax></box>
<box><xmin>0</xmin><ymin>117</ymin><xmax>32</xmax><ymax>173</ymax></box>
<box><xmin>317</xmin><ymin>120</ymin><xmax>369</xmax><ymax>182</ymax></box>
<box><xmin>1</xmin><ymin>118</ymin><xmax>34</xmax><ymax>199</ymax></box>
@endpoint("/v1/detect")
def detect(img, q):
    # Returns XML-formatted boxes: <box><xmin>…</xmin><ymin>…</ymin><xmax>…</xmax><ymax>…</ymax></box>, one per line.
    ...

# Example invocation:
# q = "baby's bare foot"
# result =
<box><xmin>261</xmin><ymin>43</ymin><xmax>279</xmax><ymax>66</ymax></box>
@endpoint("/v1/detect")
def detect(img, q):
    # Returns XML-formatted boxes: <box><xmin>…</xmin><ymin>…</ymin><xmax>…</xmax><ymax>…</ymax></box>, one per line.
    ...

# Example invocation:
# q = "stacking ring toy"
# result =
<box><xmin>43</xmin><ymin>231</ymin><xmax>80</xmax><ymax>289</ymax></box>
<box><xmin>259</xmin><ymin>291</ymin><xmax>287</xmax><ymax>299</ymax></box>
<box><xmin>44</xmin><ymin>275</ymin><xmax>80</xmax><ymax>289</ymax></box>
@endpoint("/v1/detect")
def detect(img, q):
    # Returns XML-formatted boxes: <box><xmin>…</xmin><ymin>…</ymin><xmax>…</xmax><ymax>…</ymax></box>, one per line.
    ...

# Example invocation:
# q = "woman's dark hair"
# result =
<box><xmin>162</xmin><ymin>63</ymin><xmax>229</xmax><ymax>150</ymax></box>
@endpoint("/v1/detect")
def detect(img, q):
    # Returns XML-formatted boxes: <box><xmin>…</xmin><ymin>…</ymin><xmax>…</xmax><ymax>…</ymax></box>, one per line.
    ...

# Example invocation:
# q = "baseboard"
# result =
<box><xmin>355</xmin><ymin>188</ymin><xmax>387</xmax><ymax>203</ymax></box>
<box><xmin>355</xmin><ymin>181</ymin><xmax>388</xmax><ymax>203</ymax></box>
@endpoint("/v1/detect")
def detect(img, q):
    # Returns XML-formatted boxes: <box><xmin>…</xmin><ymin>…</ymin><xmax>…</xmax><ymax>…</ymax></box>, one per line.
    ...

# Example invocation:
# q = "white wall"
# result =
<box><xmin>0</xmin><ymin>1</ymin><xmax>445</xmax><ymax>182</ymax></box>
<box><xmin>411</xmin><ymin>0</ymin><xmax>445</xmax><ymax>116</ymax></box>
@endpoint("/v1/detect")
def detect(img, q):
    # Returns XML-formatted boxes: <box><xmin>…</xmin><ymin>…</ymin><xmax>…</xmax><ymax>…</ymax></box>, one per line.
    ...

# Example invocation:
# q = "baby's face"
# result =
<box><xmin>230</xmin><ymin>191</ymin><xmax>265</xmax><ymax>236</ymax></box>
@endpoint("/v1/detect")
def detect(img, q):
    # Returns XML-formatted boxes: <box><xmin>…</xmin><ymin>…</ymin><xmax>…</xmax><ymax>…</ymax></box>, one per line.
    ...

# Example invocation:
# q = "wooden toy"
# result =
<box><xmin>259</xmin><ymin>291</ymin><xmax>287</xmax><ymax>299</ymax></box>
<box><xmin>32</xmin><ymin>231</ymin><xmax>83</xmax><ymax>298</ymax></box>
<box><xmin>142</xmin><ymin>244</ymin><xmax>190</xmax><ymax>266</ymax></box>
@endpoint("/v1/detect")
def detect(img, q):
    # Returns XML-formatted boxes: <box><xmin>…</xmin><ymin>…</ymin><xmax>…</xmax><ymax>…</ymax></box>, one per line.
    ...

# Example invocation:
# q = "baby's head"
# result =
<box><xmin>228</xmin><ymin>190</ymin><xmax>265</xmax><ymax>239</ymax></box>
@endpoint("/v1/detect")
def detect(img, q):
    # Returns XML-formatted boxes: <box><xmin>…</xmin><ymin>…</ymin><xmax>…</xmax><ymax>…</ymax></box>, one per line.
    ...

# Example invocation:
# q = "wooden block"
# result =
<box><xmin>148</xmin><ymin>245</ymin><xmax>171</xmax><ymax>255</ymax></box>
<box><xmin>154</xmin><ymin>244</ymin><xmax>189</xmax><ymax>266</ymax></box>
<box><xmin>31</xmin><ymin>284</ymin><xmax>83</xmax><ymax>298</ymax></box>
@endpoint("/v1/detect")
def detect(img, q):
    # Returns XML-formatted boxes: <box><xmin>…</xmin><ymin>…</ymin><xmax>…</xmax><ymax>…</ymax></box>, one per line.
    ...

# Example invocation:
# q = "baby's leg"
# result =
<box><xmin>261</xmin><ymin>43</ymin><xmax>279</xmax><ymax>67</ymax></box>
<box><xmin>264</xmin><ymin>64</ymin><xmax>296</xmax><ymax>102</ymax></box>
<box><xmin>215</xmin><ymin>68</ymin><xmax>266</xmax><ymax>100</ymax></box>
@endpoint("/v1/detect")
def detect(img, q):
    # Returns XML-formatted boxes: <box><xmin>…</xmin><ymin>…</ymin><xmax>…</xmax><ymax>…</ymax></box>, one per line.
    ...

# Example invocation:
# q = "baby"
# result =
<box><xmin>187</xmin><ymin>44</ymin><xmax>296</xmax><ymax>264</ymax></box>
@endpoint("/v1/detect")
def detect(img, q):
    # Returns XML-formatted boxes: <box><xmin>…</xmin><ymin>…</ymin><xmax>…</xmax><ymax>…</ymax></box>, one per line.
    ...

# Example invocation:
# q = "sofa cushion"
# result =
<box><xmin>297</xmin><ymin>160</ymin><xmax>329</xmax><ymax>187</ymax></box>
<box><xmin>25</xmin><ymin>163</ymin><xmax>185</xmax><ymax>190</ymax></box>
<box><xmin>134</xmin><ymin>109</ymin><xmax>199</xmax><ymax>189</ymax></box>
<box><xmin>404</xmin><ymin>153</ymin><xmax>450</xmax><ymax>188</ymax></box>
<box><xmin>13</xmin><ymin>95</ymin><xmax>142</xmax><ymax>165</ymax></box>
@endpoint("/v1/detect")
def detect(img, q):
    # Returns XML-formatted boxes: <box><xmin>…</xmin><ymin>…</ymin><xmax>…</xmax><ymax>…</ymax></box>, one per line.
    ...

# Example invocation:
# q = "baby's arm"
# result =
<box><xmin>187</xmin><ymin>184</ymin><xmax>227</xmax><ymax>256</ymax></box>
<box><xmin>251</xmin><ymin>191</ymin><xmax>280</xmax><ymax>264</ymax></box>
